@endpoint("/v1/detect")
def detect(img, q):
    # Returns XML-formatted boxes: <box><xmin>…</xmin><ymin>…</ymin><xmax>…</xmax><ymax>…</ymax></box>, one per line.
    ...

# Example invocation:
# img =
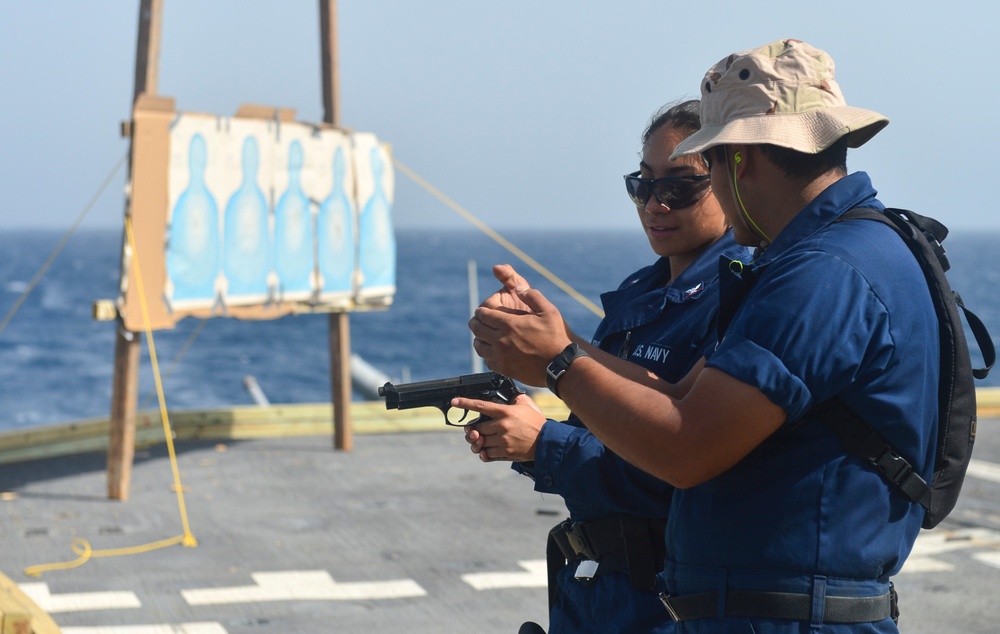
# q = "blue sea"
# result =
<box><xmin>2</xmin><ymin>227</ymin><xmax>999</xmax><ymax>431</ymax></box>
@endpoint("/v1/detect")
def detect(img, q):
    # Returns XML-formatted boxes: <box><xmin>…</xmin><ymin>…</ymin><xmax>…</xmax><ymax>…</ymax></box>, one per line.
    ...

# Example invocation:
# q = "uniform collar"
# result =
<box><xmin>751</xmin><ymin>172</ymin><xmax>882</xmax><ymax>270</ymax></box>
<box><xmin>601</xmin><ymin>230</ymin><xmax>742</xmax><ymax>319</ymax></box>
<box><xmin>664</xmin><ymin>229</ymin><xmax>740</xmax><ymax>304</ymax></box>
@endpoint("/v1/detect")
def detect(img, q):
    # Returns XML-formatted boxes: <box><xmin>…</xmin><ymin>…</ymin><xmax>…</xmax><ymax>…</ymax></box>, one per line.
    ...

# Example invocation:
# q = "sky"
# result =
<box><xmin>1</xmin><ymin>0</ymin><xmax>997</xmax><ymax>233</ymax></box>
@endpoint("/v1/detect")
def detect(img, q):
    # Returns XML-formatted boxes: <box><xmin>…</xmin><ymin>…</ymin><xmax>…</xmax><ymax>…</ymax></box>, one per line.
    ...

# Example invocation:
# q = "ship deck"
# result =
<box><xmin>2</xmin><ymin>405</ymin><xmax>1000</xmax><ymax>633</ymax></box>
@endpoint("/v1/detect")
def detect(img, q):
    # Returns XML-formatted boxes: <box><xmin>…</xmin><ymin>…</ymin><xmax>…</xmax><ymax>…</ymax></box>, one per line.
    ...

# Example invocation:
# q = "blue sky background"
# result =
<box><xmin>1</xmin><ymin>0</ymin><xmax>995</xmax><ymax>232</ymax></box>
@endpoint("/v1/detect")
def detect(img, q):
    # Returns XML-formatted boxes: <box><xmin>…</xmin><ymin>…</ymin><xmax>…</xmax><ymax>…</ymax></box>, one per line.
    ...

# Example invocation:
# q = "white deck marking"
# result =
<box><xmin>900</xmin><ymin>528</ymin><xmax>1000</xmax><ymax>574</ymax></box>
<box><xmin>973</xmin><ymin>551</ymin><xmax>1000</xmax><ymax>569</ymax></box>
<box><xmin>461</xmin><ymin>559</ymin><xmax>547</xmax><ymax>590</ymax></box>
<box><xmin>967</xmin><ymin>459</ymin><xmax>1000</xmax><ymax>484</ymax></box>
<box><xmin>899</xmin><ymin>458</ymin><xmax>1000</xmax><ymax>572</ymax></box>
<box><xmin>18</xmin><ymin>582</ymin><xmax>141</xmax><ymax>612</ymax></box>
<box><xmin>898</xmin><ymin>556</ymin><xmax>955</xmax><ymax>573</ymax></box>
<box><xmin>61</xmin><ymin>624</ymin><xmax>228</xmax><ymax>634</ymax></box>
<box><xmin>181</xmin><ymin>570</ymin><xmax>426</xmax><ymax>605</ymax></box>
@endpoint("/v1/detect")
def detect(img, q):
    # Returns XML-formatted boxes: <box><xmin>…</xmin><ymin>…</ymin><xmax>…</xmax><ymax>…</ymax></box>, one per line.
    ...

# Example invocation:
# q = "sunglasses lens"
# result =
<box><xmin>652</xmin><ymin>179</ymin><xmax>710</xmax><ymax>209</ymax></box>
<box><xmin>625</xmin><ymin>173</ymin><xmax>710</xmax><ymax>209</ymax></box>
<box><xmin>625</xmin><ymin>176</ymin><xmax>649</xmax><ymax>206</ymax></box>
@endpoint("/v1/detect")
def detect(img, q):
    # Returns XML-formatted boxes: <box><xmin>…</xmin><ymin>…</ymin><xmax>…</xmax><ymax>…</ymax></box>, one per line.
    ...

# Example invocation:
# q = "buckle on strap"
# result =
<box><xmin>659</xmin><ymin>592</ymin><xmax>716</xmax><ymax>622</ymax></box>
<box><xmin>562</xmin><ymin>522</ymin><xmax>598</xmax><ymax>560</ymax></box>
<box><xmin>658</xmin><ymin>590</ymin><xmax>894</xmax><ymax>624</ymax></box>
<box><xmin>550</xmin><ymin>516</ymin><xmax>624</xmax><ymax>562</ymax></box>
<box><xmin>660</xmin><ymin>592</ymin><xmax>681</xmax><ymax>623</ymax></box>
<box><xmin>890</xmin><ymin>582</ymin><xmax>899</xmax><ymax>624</ymax></box>
<box><xmin>873</xmin><ymin>447</ymin><xmax>932</xmax><ymax>507</ymax></box>
<box><xmin>548</xmin><ymin>520</ymin><xmax>577</xmax><ymax>562</ymax></box>
<box><xmin>658</xmin><ymin>593</ymin><xmax>681</xmax><ymax>622</ymax></box>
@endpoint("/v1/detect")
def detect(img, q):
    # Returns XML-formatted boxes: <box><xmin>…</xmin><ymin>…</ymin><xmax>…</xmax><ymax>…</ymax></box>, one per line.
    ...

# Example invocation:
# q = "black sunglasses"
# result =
<box><xmin>623</xmin><ymin>171</ymin><xmax>711</xmax><ymax>209</ymax></box>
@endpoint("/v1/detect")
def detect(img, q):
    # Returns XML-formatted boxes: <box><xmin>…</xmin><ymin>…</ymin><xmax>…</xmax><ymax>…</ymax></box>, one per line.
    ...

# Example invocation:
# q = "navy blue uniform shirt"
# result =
<box><xmin>667</xmin><ymin>173</ymin><xmax>938</xmax><ymax>633</ymax></box>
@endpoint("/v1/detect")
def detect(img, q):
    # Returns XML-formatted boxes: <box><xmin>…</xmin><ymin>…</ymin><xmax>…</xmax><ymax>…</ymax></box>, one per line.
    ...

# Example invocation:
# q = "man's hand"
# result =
<box><xmin>470</xmin><ymin>266</ymin><xmax>572</xmax><ymax>387</ymax></box>
<box><xmin>479</xmin><ymin>264</ymin><xmax>534</xmax><ymax>313</ymax></box>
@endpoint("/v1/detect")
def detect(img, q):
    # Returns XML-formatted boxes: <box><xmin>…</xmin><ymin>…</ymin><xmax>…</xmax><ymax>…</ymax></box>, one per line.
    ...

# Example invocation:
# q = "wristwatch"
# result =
<box><xmin>545</xmin><ymin>343</ymin><xmax>590</xmax><ymax>397</ymax></box>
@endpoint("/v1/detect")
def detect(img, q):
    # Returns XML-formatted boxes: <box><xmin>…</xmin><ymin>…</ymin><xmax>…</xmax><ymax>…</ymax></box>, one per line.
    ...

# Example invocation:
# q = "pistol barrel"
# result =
<box><xmin>378</xmin><ymin>372</ymin><xmax>522</xmax><ymax>426</ymax></box>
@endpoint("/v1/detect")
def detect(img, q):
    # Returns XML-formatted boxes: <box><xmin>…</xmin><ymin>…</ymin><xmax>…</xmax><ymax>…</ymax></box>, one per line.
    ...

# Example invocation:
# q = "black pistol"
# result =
<box><xmin>378</xmin><ymin>371</ymin><xmax>523</xmax><ymax>426</ymax></box>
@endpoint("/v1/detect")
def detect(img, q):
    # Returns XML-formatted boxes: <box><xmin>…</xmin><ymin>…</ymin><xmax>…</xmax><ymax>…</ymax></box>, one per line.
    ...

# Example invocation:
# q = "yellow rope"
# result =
<box><xmin>123</xmin><ymin>215</ymin><xmax>197</xmax><ymax>547</ymax></box>
<box><xmin>24</xmin><ymin>216</ymin><xmax>197</xmax><ymax>578</ymax></box>
<box><xmin>24</xmin><ymin>536</ymin><xmax>187</xmax><ymax>577</ymax></box>
<box><xmin>0</xmin><ymin>151</ymin><xmax>129</xmax><ymax>336</ymax></box>
<box><xmin>392</xmin><ymin>157</ymin><xmax>605</xmax><ymax>319</ymax></box>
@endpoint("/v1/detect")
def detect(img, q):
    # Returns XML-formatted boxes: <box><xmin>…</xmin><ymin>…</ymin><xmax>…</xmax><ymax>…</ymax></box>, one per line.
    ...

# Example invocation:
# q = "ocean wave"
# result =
<box><xmin>3</xmin><ymin>227</ymin><xmax>999</xmax><ymax>432</ymax></box>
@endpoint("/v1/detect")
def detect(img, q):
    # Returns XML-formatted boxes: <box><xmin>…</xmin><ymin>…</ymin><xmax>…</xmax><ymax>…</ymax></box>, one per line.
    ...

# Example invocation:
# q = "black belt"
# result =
<box><xmin>545</xmin><ymin>515</ymin><xmax>666</xmax><ymax>611</ymax></box>
<box><xmin>659</xmin><ymin>586</ymin><xmax>897</xmax><ymax>624</ymax></box>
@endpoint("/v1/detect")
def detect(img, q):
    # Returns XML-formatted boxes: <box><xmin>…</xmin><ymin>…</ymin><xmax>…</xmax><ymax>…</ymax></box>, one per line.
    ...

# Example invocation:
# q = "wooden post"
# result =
<box><xmin>319</xmin><ymin>0</ymin><xmax>340</xmax><ymax>130</ymax></box>
<box><xmin>108</xmin><ymin>0</ymin><xmax>163</xmax><ymax>500</ymax></box>
<box><xmin>329</xmin><ymin>313</ymin><xmax>352</xmax><ymax>451</ymax></box>
<box><xmin>133</xmin><ymin>0</ymin><xmax>162</xmax><ymax>101</ymax></box>
<box><xmin>319</xmin><ymin>0</ymin><xmax>352</xmax><ymax>451</ymax></box>
<box><xmin>107</xmin><ymin>325</ymin><xmax>140</xmax><ymax>500</ymax></box>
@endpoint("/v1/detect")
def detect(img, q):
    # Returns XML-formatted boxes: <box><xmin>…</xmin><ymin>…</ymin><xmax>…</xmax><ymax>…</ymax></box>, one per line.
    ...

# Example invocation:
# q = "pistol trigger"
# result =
<box><xmin>440</xmin><ymin>405</ymin><xmax>461</xmax><ymax>427</ymax></box>
<box><xmin>458</xmin><ymin>409</ymin><xmax>470</xmax><ymax>423</ymax></box>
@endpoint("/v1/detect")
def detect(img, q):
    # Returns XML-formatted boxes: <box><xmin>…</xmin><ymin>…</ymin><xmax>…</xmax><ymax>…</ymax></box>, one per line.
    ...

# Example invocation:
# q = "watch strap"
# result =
<box><xmin>545</xmin><ymin>343</ymin><xmax>590</xmax><ymax>397</ymax></box>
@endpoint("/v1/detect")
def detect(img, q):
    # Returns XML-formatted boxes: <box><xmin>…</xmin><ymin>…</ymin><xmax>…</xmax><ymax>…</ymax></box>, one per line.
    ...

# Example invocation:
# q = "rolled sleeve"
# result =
<box><xmin>707</xmin><ymin>333</ymin><xmax>811</xmax><ymax>421</ymax></box>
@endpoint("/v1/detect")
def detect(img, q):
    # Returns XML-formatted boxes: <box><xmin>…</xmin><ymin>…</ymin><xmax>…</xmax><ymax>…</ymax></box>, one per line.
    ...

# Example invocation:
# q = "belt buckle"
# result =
<box><xmin>889</xmin><ymin>582</ymin><xmax>899</xmax><ymax>624</ymax></box>
<box><xmin>574</xmin><ymin>559</ymin><xmax>599</xmax><ymax>580</ymax></box>
<box><xmin>658</xmin><ymin>592</ymin><xmax>681</xmax><ymax>622</ymax></box>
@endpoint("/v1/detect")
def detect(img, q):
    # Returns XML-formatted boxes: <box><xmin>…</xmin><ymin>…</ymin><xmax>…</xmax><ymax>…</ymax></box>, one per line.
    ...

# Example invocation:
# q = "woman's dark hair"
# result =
<box><xmin>641</xmin><ymin>99</ymin><xmax>701</xmax><ymax>147</ymax></box>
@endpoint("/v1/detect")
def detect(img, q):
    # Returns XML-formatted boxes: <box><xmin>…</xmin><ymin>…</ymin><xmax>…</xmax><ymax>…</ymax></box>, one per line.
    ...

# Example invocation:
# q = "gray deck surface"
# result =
<box><xmin>3</xmin><ymin>421</ymin><xmax>1000</xmax><ymax>633</ymax></box>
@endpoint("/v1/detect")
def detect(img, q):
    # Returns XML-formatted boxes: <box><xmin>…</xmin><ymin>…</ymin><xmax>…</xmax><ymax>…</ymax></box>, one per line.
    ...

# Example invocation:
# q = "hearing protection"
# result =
<box><xmin>729</xmin><ymin>149</ymin><xmax>772</xmax><ymax>246</ymax></box>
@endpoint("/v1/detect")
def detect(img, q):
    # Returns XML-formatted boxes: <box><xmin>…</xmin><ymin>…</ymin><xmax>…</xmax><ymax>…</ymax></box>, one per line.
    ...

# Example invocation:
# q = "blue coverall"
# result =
<box><xmin>666</xmin><ymin>173</ymin><xmax>939</xmax><ymax>633</ymax></box>
<box><xmin>514</xmin><ymin>230</ymin><xmax>751</xmax><ymax>633</ymax></box>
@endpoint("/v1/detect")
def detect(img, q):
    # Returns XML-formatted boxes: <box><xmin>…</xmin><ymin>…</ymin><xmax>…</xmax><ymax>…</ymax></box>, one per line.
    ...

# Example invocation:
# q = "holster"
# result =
<box><xmin>545</xmin><ymin>514</ymin><xmax>667</xmax><ymax>612</ymax></box>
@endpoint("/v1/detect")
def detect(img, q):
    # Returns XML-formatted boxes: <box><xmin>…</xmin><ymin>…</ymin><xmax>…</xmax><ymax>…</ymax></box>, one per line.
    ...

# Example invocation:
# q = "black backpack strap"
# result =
<box><xmin>852</xmin><ymin>208</ymin><xmax>995</xmax><ymax>379</ymax></box>
<box><xmin>812</xmin><ymin>398</ymin><xmax>932</xmax><ymax>509</ymax></box>
<box><xmin>955</xmin><ymin>291</ymin><xmax>996</xmax><ymax>379</ymax></box>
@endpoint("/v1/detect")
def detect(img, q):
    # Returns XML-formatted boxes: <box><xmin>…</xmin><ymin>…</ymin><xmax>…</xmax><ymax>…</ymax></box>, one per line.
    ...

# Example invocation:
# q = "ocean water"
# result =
<box><xmin>0</xmin><ymin>227</ymin><xmax>651</xmax><ymax>430</ymax></box>
<box><xmin>1</xmin><ymin>226</ymin><xmax>998</xmax><ymax>431</ymax></box>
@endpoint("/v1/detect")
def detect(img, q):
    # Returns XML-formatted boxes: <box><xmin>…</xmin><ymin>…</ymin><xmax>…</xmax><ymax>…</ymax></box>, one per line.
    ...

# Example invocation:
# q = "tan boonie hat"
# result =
<box><xmin>672</xmin><ymin>39</ymin><xmax>888</xmax><ymax>158</ymax></box>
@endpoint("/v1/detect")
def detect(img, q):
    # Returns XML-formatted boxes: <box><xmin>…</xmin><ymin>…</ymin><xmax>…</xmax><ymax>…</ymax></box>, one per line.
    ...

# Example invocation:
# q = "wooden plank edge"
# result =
<box><xmin>5</xmin><ymin>389</ymin><xmax>1000</xmax><ymax>464</ymax></box>
<box><xmin>58</xmin><ymin>389</ymin><xmax>1000</xmax><ymax>466</ymax></box>
<box><xmin>0</xmin><ymin>571</ymin><xmax>61</xmax><ymax>633</ymax></box>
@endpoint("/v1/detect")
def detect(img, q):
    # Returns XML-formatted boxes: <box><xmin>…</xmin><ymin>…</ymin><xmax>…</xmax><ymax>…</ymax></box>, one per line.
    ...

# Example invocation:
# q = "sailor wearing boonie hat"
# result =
<box><xmin>654</xmin><ymin>39</ymin><xmax>937</xmax><ymax>633</ymax></box>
